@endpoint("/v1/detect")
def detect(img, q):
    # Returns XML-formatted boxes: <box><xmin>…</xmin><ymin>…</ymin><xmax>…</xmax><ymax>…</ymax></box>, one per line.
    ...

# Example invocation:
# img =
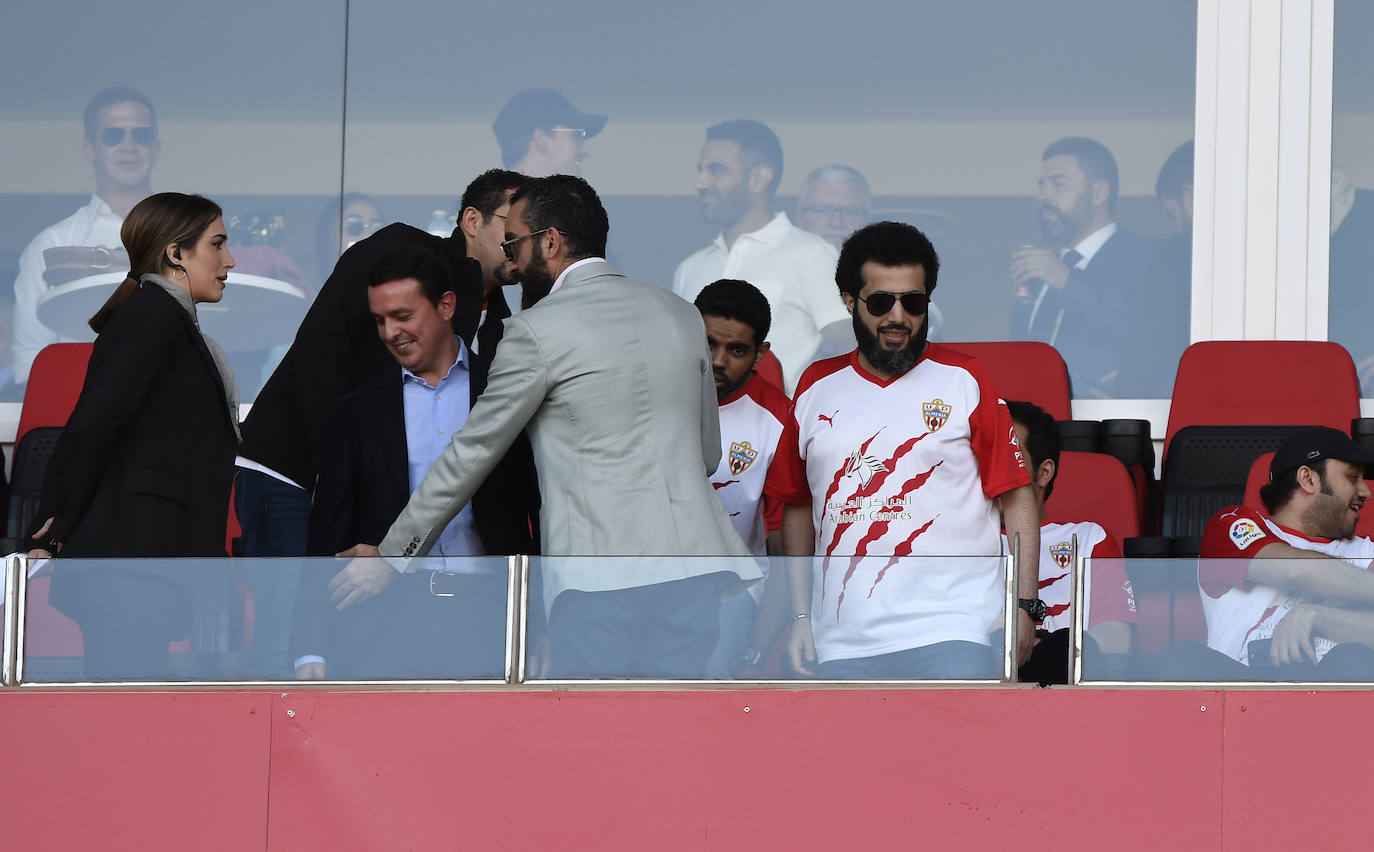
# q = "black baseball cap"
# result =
<box><xmin>1269</xmin><ymin>426</ymin><xmax>1374</xmax><ymax>481</ymax></box>
<box><xmin>492</xmin><ymin>89</ymin><xmax>607</xmax><ymax>145</ymax></box>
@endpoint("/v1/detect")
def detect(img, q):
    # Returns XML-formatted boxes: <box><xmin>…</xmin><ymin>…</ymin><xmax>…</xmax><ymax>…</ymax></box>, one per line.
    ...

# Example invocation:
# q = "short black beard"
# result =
<box><xmin>519</xmin><ymin>241</ymin><xmax>556</xmax><ymax>310</ymax></box>
<box><xmin>715</xmin><ymin>368</ymin><xmax>750</xmax><ymax>401</ymax></box>
<box><xmin>853</xmin><ymin>308</ymin><xmax>926</xmax><ymax>377</ymax></box>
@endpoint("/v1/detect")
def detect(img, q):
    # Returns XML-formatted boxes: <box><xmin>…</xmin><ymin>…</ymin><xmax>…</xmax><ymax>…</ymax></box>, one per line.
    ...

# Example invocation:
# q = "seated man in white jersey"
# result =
<box><xmin>774</xmin><ymin>221</ymin><xmax>1042</xmax><ymax>679</ymax></box>
<box><xmin>694</xmin><ymin>279</ymin><xmax>795</xmax><ymax>677</ymax></box>
<box><xmin>1005</xmin><ymin>400</ymin><xmax>1137</xmax><ymax>685</ymax></box>
<box><xmin>1168</xmin><ymin>427</ymin><xmax>1374</xmax><ymax>680</ymax></box>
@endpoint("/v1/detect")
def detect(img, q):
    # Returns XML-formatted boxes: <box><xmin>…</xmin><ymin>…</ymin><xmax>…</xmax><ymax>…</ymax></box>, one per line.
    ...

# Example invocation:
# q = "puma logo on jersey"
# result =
<box><xmin>818</xmin><ymin>411</ymin><xmax>838</xmax><ymax>427</ymax></box>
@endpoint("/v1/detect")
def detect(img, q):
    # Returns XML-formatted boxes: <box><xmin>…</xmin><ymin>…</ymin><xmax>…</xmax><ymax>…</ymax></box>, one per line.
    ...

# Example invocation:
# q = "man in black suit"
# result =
<box><xmin>455</xmin><ymin>169</ymin><xmax>527</xmax><ymax>358</ymax></box>
<box><xmin>232</xmin><ymin>190</ymin><xmax>485</xmax><ymax>677</ymax></box>
<box><xmin>290</xmin><ymin>248</ymin><xmax>539</xmax><ymax>679</ymax></box>
<box><xmin>1010</xmin><ymin>136</ymin><xmax>1155</xmax><ymax>397</ymax></box>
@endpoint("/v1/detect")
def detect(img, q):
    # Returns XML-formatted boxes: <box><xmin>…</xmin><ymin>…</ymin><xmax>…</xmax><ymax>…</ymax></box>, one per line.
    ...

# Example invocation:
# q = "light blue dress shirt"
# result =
<box><xmin>401</xmin><ymin>337</ymin><xmax>487</xmax><ymax>566</ymax></box>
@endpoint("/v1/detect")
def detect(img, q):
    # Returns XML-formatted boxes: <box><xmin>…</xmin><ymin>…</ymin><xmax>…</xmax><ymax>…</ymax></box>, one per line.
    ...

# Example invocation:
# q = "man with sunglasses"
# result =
<box><xmin>455</xmin><ymin>169</ymin><xmax>527</xmax><ymax>356</ymax></box>
<box><xmin>772</xmin><ymin>221</ymin><xmax>1042</xmax><ymax>679</ymax></box>
<box><xmin>11</xmin><ymin>86</ymin><xmax>160</xmax><ymax>388</ymax></box>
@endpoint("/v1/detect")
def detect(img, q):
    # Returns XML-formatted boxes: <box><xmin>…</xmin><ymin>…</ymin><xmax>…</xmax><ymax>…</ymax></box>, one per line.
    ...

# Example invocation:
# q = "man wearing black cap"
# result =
<box><xmin>492</xmin><ymin>89</ymin><xmax>607</xmax><ymax>178</ymax></box>
<box><xmin>1183</xmin><ymin>427</ymin><xmax>1374</xmax><ymax>680</ymax></box>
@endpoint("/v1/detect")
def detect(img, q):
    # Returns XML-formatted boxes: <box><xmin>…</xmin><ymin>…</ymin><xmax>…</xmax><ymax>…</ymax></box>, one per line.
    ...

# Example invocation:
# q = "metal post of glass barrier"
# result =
<box><xmin>503</xmin><ymin>554</ymin><xmax>527</xmax><ymax>685</ymax></box>
<box><xmin>1</xmin><ymin>555</ymin><xmax>20</xmax><ymax>686</ymax></box>
<box><xmin>1002</xmin><ymin>535</ymin><xmax>1019</xmax><ymax>683</ymax></box>
<box><xmin>1069</xmin><ymin>535</ymin><xmax>1083</xmax><ymax>685</ymax></box>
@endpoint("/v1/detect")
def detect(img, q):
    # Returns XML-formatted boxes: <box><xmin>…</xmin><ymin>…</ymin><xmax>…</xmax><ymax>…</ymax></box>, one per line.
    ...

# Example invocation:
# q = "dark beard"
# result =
<box><xmin>853</xmin><ymin>308</ymin><xmax>926</xmax><ymax>376</ymax></box>
<box><xmin>519</xmin><ymin>241</ymin><xmax>556</xmax><ymax>310</ymax></box>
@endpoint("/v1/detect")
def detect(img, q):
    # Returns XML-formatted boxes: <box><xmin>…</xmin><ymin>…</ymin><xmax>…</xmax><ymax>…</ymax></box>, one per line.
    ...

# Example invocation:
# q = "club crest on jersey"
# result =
<box><xmin>1229</xmin><ymin>518</ymin><xmax>1265</xmax><ymax>550</ymax></box>
<box><xmin>1050</xmin><ymin>541</ymin><xmax>1073</xmax><ymax>570</ymax></box>
<box><xmin>728</xmin><ymin>441</ymin><xmax>759</xmax><ymax>475</ymax></box>
<box><xmin>922</xmin><ymin>398</ymin><xmax>952</xmax><ymax>433</ymax></box>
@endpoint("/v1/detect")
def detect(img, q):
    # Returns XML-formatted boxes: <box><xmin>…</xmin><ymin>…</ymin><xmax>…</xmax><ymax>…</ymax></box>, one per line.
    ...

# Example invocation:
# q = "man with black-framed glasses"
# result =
<box><xmin>770</xmin><ymin>221</ymin><xmax>1042</xmax><ymax>680</ymax></box>
<box><xmin>10</xmin><ymin>86</ymin><xmax>161</xmax><ymax>390</ymax></box>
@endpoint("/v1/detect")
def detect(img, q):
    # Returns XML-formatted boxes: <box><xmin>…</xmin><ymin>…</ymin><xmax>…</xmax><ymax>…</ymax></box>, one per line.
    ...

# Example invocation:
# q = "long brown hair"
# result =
<box><xmin>89</xmin><ymin>192</ymin><xmax>222</xmax><ymax>333</ymax></box>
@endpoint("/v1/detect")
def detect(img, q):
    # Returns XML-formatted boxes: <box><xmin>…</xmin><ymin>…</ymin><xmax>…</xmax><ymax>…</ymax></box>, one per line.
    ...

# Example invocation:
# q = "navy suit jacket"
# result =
<box><xmin>1016</xmin><ymin>226</ymin><xmax>1156</xmax><ymax>397</ymax></box>
<box><xmin>290</xmin><ymin>349</ymin><xmax>540</xmax><ymax>665</ymax></box>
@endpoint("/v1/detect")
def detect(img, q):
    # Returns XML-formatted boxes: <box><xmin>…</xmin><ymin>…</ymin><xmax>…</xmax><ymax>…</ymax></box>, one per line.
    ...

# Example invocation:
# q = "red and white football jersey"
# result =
<box><xmin>1199</xmin><ymin>505</ymin><xmax>1374</xmax><ymax>663</ymax></box>
<box><xmin>774</xmin><ymin>345</ymin><xmax>1030</xmax><ymax>662</ymax></box>
<box><xmin>711</xmin><ymin>372</ymin><xmax>791</xmax><ymax>557</ymax></box>
<box><xmin>1003</xmin><ymin>520</ymin><xmax>1136</xmax><ymax>634</ymax></box>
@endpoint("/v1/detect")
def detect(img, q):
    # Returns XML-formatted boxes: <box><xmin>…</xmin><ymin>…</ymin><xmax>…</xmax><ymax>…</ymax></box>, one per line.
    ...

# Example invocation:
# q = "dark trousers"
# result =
<box><xmin>329</xmin><ymin>572</ymin><xmax>507</xmax><ymax>679</ymax></box>
<box><xmin>547</xmin><ymin>573</ymin><xmax>727</xmax><ymax>678</ymax></box>
<box><xmin>234</xmin><ymin>468</ymin><xmax>311</xmax><ymax>677</ymax></box>
<box><xmin>52</xmin><ymin>571</ymin><xmax>190</xmax><ymax>681</ymax></box>
<box><xmin>1157</xmin><ymin>639</ymin><xmax>1374</xmax><ymax>681</ymax></box>
<box><xmin>817</xmin><ymin>640</ymin><xmax>999</xmax><ymax>680</ymax></box>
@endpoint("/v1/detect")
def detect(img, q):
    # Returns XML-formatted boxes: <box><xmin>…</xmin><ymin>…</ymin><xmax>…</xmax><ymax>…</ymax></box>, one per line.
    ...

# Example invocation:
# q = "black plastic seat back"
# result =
<box><xmin>1160</xmin><ymin>425</ymin><xmax>1304</xmax><ymax>538</ymax></box>
<box><xmin>7</xmin><ymin>426</ymin><xmax>62</xmax><ymax>542</ymax></box>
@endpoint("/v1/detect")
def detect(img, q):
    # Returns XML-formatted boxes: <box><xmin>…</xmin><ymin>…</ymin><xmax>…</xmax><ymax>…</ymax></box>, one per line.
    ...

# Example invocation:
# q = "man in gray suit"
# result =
<box><xmin>333</xmin><ymin>175</ymin><xmax>756</xmax><ymax>677</ymax></box>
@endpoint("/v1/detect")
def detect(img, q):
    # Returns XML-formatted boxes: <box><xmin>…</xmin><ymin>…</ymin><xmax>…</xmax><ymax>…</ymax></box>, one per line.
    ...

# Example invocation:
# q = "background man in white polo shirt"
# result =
<box><xmin>672</xmin><ymin>119</ymin><xmax>848</xmax><ymax>394</ymax></box>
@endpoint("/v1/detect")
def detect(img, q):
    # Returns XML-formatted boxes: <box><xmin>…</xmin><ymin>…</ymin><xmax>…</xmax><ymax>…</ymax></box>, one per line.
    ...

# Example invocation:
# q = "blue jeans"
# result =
<box><xmin>233</xmin><ymin>468</ymin><xmax>311</xmax><ymax>677</ymax></box>
<box><xmin>817</xmin><ymin>640</ymin><xmax>998</xmax><ymax>680</ymax></box>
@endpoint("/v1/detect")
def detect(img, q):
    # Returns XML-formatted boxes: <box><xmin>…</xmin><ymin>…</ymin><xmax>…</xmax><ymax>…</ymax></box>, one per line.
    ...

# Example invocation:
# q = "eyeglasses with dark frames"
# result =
<box><xmin>857</xmin><ymin>291</ymin><xmax>929</xmax><ymax>317</ymax></box>
<box><xmin>500</xmin><ymin>227</ymin><xmax>553</xmax><ymax>261</ymax></box>
<box><xmin>99</xmin><ymin>126</ymin><xmax>157</xmax><ymax>147</ymax></box>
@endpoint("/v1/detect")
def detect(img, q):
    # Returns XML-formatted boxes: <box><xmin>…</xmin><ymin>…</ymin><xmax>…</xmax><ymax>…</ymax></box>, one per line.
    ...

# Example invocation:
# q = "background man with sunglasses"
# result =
<box><xmin>773</xmin><ymin>221</ymin><xmax>1041</xmax><ymax>679</ymax></box>
<box><xmin>11</xmin><ymin>86</ymin><xmax>160</xmax><ymax>387</ymax></box>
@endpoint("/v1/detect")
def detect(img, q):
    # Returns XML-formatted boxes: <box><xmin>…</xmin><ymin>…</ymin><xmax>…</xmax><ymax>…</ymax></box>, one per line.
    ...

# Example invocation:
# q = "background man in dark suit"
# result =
<box><xmin>1010</xmin><ymin>136</ymin><xmax>1155</xmax><ymax>397</ymax></box>
<box><xmin>456</xmin><ymin>169</ymin><xmax>526</xmax><ymax>357</ymax></box>
<box><xmin>291</xmin><ymin>248</ymin><xmax>538</xmax><ymax>679</ymax></box>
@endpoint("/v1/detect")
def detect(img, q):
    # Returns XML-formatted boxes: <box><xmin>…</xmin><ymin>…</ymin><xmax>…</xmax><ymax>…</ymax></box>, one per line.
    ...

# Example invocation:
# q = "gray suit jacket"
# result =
<box><xmin>380</xmin><ymin>261</ymin><xmax>756</xmax><ymax>608</ymax></box>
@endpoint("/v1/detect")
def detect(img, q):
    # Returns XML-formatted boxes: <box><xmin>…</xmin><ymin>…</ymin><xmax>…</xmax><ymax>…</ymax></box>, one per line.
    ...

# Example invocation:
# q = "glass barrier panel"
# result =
<box><xmin>1330</xmin><ymin>0</ymin><xmax>1374</xmax><ymax>394</ymax></box>
<box><xmin>21</xmin><ymin>555</ymin><xmax>511</xmax><ymax>683</ymax></box>
<box><xmin>1078</xmin><ymin>557</ymin><xmax>1374</xmax><ymax>684</ymax></box>
<box><xmin>0</xmin><ymin>3</ymin><xmax>348</xmax><ymax>402</ymax></box>
<box><xmin>342</xmin><ymin>0</ymin><xmax>1197</xmax><ymax>399</ymax></box>
<box><xmin>524</xmin><ymin>555</ymin><xmax>1011</xmax><ymax>681</ymax></box>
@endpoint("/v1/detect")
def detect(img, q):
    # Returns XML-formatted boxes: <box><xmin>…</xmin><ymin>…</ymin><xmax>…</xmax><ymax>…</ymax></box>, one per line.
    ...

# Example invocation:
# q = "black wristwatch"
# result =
<box><xmin>1018</xmin><ymin>597</ymin><xmax>1048</xmax><ymax>622</ymax></box>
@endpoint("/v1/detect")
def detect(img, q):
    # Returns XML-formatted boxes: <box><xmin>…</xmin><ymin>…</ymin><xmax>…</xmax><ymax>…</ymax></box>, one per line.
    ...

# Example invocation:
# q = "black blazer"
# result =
<box><xmin>238</xmin><ymin>224</ymin><xmax>484</xmax><ymax>491</ymax></box>
<box><xmin>290</xmin><ymin>350</ymin><xmax>540</xmax><ymax>662</ymax></box>
<box><xmin>34</xmin><ymin>282</ymin><xmax>238</xmax><ymax>558</ymax></box>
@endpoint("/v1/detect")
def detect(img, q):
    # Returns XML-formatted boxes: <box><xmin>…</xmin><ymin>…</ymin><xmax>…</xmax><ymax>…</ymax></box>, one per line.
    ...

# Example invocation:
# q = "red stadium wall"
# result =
<box><xmin>0</xmin><ymin>688</ymin><xmax>1367</xmax><ymax>850</ymax></box>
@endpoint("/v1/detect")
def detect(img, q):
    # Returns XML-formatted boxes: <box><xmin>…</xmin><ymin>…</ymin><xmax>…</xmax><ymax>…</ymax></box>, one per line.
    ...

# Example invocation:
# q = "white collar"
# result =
<box><xmin>549</xmin><ymin>256</ymin><xmax>607</xmax><ymax>295</ymax></box>
<box><xmin>1064</xmin><ymin>222</ymin><xmax>1117</xmax><ymax>266</ymax></box>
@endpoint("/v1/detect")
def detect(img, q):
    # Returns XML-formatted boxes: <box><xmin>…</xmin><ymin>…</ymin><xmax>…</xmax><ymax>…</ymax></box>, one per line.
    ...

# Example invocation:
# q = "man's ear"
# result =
<box><xmin>83</xmin><ymin>137</ymin><xmax>96</xmax><ymax>166</ymax></box>
<box><xmin>1296</xmin><ymin>464</ymin><xmax>1322</xmax><ymax>495</ymax></box>
<box><xmin>437</xmin><ymin>290</ymin><xmax>457</xmax><ymax>321</ymax></box>
<box><xmin>752</xmin><ymin>339</ymin><xmax>771</xmax><ymax>368</ymax></box>
<box><xmin>531</xmin><ymin>128</ymin><xmax>553</xmax><ymax>154</ymax></box>
<box><xmin>841</xmin><ymin>292</ymin><xmax>856</xmax><ymax>316</ymax></box>
<box><xmin>748</xmin><ymin>163</ymin><xmax>774</xmax><ymax>196</ymax></box>
<box><xmin>459</xmin><ymin>206</ymin><xmax>483</xmax><ymax>239</ymax></box>
<box><xmin>1037</xmin><ymin>458</ymin><xmax>1056</xmax><ymax>490</ymax></box>
<box><xmin>1091</xmin><ymin>178</ymin><xmax>1111</xmax><ymax>209</ymax></box>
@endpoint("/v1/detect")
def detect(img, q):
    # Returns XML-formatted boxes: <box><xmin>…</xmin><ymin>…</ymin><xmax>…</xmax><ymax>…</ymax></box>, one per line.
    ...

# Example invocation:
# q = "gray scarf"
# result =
<box><xmin>140</xmin><ymin>273</ymin><xmax>242</xmax><ymax>443</ymax></box>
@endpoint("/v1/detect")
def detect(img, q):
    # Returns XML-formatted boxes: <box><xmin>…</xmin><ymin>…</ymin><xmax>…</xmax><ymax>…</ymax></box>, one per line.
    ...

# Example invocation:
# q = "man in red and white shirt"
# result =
<box><xmin>1005</xmin><ymin>400</ymin><xmax>1136</xmax><ymax>684</ymax></box>
<box><xmin>694</xmin><ymin>279</ymin><xmax>794</xmax><ymax>676</ymax></box>
<box><xmin>774</xmin><ymin>221</ymin><xmax>1041</xmax><ymax>679</ymax></box>
<box><xmin>1182</xmin><ymin>427</ymin><xmax>1374</xmax><ymax>680</ymax></box>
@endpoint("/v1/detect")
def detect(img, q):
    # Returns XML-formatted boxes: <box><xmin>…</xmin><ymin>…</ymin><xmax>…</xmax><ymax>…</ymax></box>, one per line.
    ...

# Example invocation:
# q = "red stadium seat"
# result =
<box><xmin>1046</xmin><ymin>450</ymin><xmax>1140</xmax><ymax>540</ymax></box>
<box><xmin>1164</xmin><ymin>341</ymin><xmax>1359</xmax><ymax>458</ymax></box>
<box><xmin>941</xmin><ymin>342</ymin><xmax>1072</xmax><ymax>421</ymax></box>
<box><xmin>756</xmin><ymin>349</ymin><xmax>785</xmax><ymax>393</ymax></box>
<box><xmin>15</xmin><ymin>343</ymin><xmax>93</xmax><ymax>446</ymax></box>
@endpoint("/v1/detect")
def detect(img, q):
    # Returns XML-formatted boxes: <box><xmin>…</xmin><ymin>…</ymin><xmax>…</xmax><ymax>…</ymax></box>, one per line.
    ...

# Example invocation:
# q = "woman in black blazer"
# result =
<box><xmin>29</xmin><ymin>192</ymin><xmax>241</xmax><ymax>678</ymax></box>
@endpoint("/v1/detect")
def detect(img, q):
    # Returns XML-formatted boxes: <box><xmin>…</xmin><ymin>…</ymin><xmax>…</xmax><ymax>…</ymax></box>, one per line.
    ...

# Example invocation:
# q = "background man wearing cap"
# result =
<box><xmin>1175</xmin><ymin>427</ymin><xmax>1374</xmax><ymax>680</ymax></box>
<box><xmin>492</xmin><ymin>89</ymin><xmax>606</xmax><ymax>178</ymax></box>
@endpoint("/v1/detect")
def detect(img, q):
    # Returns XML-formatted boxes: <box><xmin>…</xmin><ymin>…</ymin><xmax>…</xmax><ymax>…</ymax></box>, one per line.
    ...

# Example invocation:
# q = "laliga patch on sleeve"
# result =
<box><xmin>1229</xmin><ymin>518</ymin><xmax>1266</xmax><ymax>551</ymax></box>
